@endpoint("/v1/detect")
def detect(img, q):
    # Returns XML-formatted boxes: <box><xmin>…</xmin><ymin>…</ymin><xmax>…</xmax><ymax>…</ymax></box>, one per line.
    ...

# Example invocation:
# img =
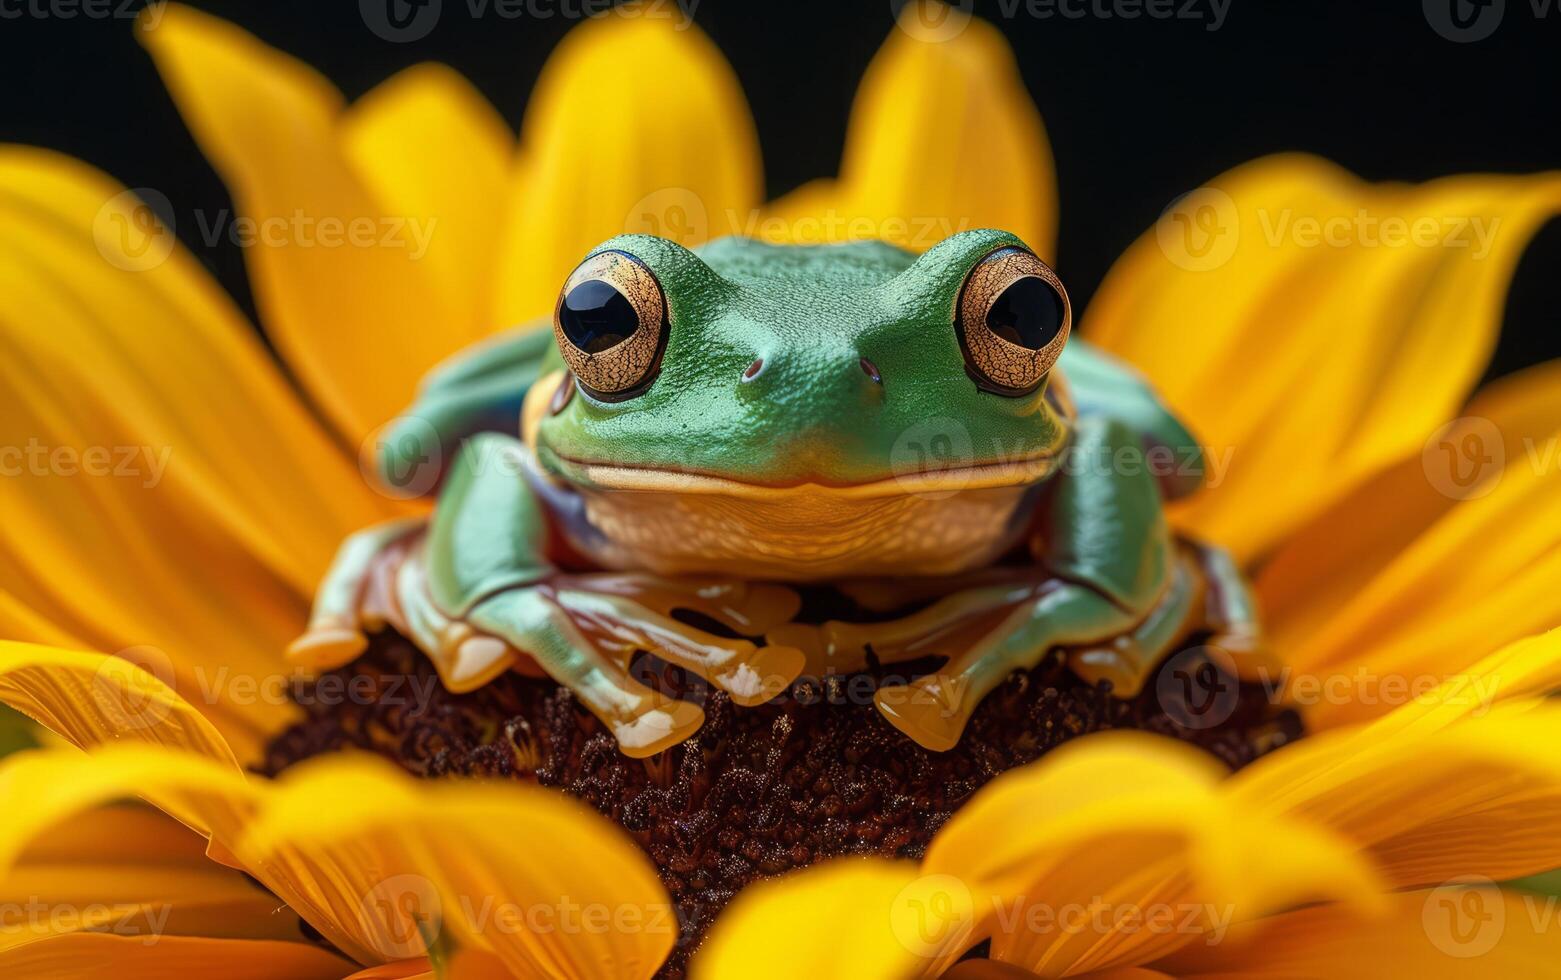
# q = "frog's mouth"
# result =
<box><xmin>535</xmin><ymin>446</ymin><xmax>1064</xmax><ymax>499</ymax></box>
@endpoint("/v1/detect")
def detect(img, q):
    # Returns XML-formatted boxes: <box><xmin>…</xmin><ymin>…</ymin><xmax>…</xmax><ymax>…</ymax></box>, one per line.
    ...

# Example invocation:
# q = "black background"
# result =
<box><xmin>2</xmin><ymin>0</ymin><xmax>1557</xmax><ymax>383</ymax></box>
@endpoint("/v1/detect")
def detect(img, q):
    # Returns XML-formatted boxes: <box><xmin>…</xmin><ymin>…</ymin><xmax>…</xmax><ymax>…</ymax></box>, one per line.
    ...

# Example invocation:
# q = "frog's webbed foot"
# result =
<box><xmin>773</xmin><ymin>578</ymin><xmax>1136</xmax><ymax>752</ymax></box>
<box><xmin>291</xmin><ymin>525</ymin><xmax>807</xmax><ymax>757</ymax></box>
<box><xmin>463</xmin><ymin>577</ymin><xmax>805</xmax><ymax>757</ymax></box>
<box><xmin>287</xmin><ymin>517</ymin><xmax>426</xmax><ymax>671</ymax></box>
<box><xmin>294</xmin><ymin>433</ymin><xmax>809</xmax><ymax>757</ymax></box>
<box><xmin>798</xmin><ymin>415</ymin><xmax>1234</xmax><ymax>752</ymax></box>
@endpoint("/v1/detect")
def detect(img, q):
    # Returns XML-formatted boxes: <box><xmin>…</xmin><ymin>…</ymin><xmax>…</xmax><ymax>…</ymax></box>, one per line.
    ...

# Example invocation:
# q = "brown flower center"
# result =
<box><xmin>263</xmin><ymin>628</ymin><xmax>1298</xmax><ymax>977</ymax></box>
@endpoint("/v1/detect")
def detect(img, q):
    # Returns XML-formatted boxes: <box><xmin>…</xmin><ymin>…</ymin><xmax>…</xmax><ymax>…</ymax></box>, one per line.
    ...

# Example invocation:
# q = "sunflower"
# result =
<box><xmin>3</xmin><ymin>1</ymin><xmax>1561</xmax><ymax>977</ymax></box>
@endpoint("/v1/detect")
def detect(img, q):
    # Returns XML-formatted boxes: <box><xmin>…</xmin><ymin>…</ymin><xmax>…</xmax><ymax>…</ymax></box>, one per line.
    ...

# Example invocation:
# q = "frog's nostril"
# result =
<box><xmin>741</xmin><ymin>358</ymin><xmax>765</xmax><ymax>383</ymax></box>
<box><xmin>859</xmin><ymin>357</ymin><xmax>883</xmax><ymax>385</ymax></box>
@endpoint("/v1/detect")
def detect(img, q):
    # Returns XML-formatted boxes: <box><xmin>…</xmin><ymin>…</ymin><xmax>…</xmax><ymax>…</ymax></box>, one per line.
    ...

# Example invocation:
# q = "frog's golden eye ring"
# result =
<box><xmin>553</xmin><ymin>250</ymin><xmax>668</xmax><ymax>400</ymax></box>
<box><xmin>956</xmin><ymin>246</ymin><xmax>1071</xmax><ymax>396</ymax></box>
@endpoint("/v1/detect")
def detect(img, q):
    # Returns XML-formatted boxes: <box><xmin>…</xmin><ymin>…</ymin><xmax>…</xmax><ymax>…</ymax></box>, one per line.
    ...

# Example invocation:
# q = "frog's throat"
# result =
<box><xmin>520</xmin><ymin>370</ymin><xmax>1058</xmax><ymax>580</ymax></box>
<box><xmin>518</xmin><ymin>443</ymin><xmax>1047</xmax><ymax>582</ymax></box>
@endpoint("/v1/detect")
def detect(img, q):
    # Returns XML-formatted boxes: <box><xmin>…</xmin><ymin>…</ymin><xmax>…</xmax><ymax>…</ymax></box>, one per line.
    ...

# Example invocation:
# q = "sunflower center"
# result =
<box><xmin>263</xmin><ymin>628</ymin><xmax>1298</xmax><ymax>977</ymax></box>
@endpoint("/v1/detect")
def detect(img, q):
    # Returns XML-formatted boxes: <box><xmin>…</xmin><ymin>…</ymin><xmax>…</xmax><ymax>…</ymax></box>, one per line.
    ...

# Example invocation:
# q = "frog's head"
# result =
<box><xmin>523</xmin><ymin>229</ymin><xmax>1075</xmax><ymax>581</ymax></box>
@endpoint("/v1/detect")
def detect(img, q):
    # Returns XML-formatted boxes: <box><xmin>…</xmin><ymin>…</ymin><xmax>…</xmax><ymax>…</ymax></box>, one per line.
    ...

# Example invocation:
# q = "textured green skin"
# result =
<box><xmin>537</xmin><ymin>230</ymin><xmax>1073</xmax><ymax>486</ymax></box>
<box><xmin>364</xmin><ymin>231</ymin><xmax>1214</xmax><ymax>746</ymax></box>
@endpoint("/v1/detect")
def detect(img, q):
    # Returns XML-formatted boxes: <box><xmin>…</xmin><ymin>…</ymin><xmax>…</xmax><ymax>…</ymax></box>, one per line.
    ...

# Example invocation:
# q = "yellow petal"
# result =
<box><xmin>1253</xmin><ymin>365</ymin><xmax>1561</xmax><ymax>726</ymax></box>
<box><xmin>0</xmin><ymin>148</ymin><xmax>403</xmax><ymax>759</ymax></box>
<box><xmin>762</xmin><ymin>1</ymin><xmax>1056</xmax><ymax>257</ymax></box>
<box><xmin>693</xmin><ymin>858</ymin><xmax>943</xmax><ymax>980</ymax></box>
<box><xmin>1155</xmin><ymin>886</ymin><xmax>1560</xmax><ymax>978</ymax></box>
<box><xmin>923</xmin><ymin>734</ymin><xmax>1379</xmax><ymax>976</ymax></box>
<box><xmin>0</xmin><ymin>642</ymin><xmax>239</xmax><ymax>773</ymax></box>
<box><xmin>0</xmin><ymin>747</ymin><xmax>283</xmax><ymax>935</ymax></box>
<box><xmin>3</xmin><ymin>803</ymin><xmax>312</xmax><ymax>944</ymax></box>
<box><xmin>1230</xmin><ymin>700</ymin><xmax>1561</xmax><ymax>889</ymax></box>
<box><xmin>1258</xmin><ymin>359</ymin><xmax>1561</xmax><ymax>674</ymax></box>
<box><xmin>139</xmin><ymin>4</ymin><xmax>455</xmax><ymax>443</ymax></box>
<box><xmin>0</xmin><ymin>933</ymin><xmax>349</xmax><ymax>980</ymax></box>
<box><xmin>0</xmin><ymin>744</ymin><xmax>381</xmax><ymax>964</ymax></box>
<box><xmin>342</xmin><ymin>950</ymin><xmax>512</xmax><ymax>979</ymax></box>
<box><xmin>1084</xmin><ymin>155</ymin><xmax>1561</xmax><ymax>560</ymax></box>
<box><xmin>342</xmin><ymin>63</ymin><xmax>514</xmax><ymax>345</ymax></box>
<box><xmin>0</xmin><ymin>742</ymin><xmax>672</xmax><ymax>974</ymax></box>
<box><xmin>239</xmin><ymin>753</ymin><xmax>675</xmax><ymax>978</ymax></box>
<box><xmin>492</xmin><ymin>4</ymin><xmax>763</xmax><ymax>324</ymax></box>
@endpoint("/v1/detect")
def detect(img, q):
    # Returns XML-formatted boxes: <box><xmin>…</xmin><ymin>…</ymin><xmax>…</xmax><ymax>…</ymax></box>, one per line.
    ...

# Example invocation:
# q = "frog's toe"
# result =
<box><xmin>873</xmin><ymin>674</ymin><xmax>971</xmax><ymax>752</ymax></box>
<box><xmin>285</xmin><ymin>618</ymin><xmax>368</xmax><ymax>671</ymax></box>
<box><xmin>550</xmin><ymin>585</ymin><xmax>805</xmax><ymax>707</ymax></box>
<box><xmin>611</xmin><ymin>698</ymin><xmax>706</xmax><ymax>759</ymax></box>
<box><xmin>433</xmin><ymin>623</ymin><xmax>520</xmax><ymax>693</ymax></box>
<box><xmin>714</xmin><ymin>643</ymin><xmax>806</xmax><ymax>707</ymax></box>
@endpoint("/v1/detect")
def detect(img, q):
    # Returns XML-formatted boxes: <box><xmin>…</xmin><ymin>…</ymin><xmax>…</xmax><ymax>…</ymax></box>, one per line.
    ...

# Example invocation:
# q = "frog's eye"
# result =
<box><xmin>553</xmin><ymin>250</ymin><xmax>668</xmax><ymax>400</ymax></box>
<box><xmin>956</xmin><ymin>246</ymin><xmax>1071</xmax><ymax>396</ymax></box>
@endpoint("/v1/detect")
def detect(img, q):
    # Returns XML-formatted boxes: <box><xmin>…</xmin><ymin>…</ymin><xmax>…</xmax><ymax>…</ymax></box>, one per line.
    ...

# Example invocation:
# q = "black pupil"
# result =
<box><xmin>560</xmin><ymin>280</ymin><xmax>639</xmax><ymax>353</ymax></box>
<box><xmin>987</xmin><ymin>276</ymin><xmax>1065</xmax><ymax>351</ymax></box>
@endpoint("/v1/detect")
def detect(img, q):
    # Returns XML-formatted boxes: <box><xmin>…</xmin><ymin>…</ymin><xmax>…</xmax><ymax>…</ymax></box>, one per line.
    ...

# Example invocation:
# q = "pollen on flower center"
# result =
<box><xmin>263</xmin><ymin>619</ymin><xmax>1298</xmax><ymax>977</ymax></box>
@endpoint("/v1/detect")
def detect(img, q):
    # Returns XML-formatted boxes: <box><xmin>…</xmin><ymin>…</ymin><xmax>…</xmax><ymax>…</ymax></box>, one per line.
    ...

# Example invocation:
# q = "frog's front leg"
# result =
<box><xmin>292</xmin><ymin>433</ymin><xmax>805</xmax><ymax>758</ymax></box>
<box><xmin>870</xmin><ymin>416</ymin><xmax>1174</xmax><ymax>751</ymax></box>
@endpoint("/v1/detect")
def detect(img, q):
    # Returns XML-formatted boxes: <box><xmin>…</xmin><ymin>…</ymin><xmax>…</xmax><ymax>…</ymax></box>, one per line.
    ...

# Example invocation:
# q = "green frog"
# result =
<box><xmin>289</xmin><ymin>229</ymin><xmax>1264</xmax><ymax>757</ymax></box>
